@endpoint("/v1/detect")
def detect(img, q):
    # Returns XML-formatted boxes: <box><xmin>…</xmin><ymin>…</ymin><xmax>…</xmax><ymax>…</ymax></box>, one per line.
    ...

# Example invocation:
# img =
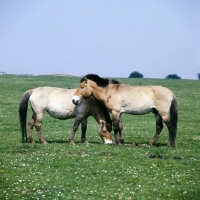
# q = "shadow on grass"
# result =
<box><xmin>45</xmin><ymin>140</ymin><xmax>103</xmax><ymax>144</ymax></box>
<box><xmin>43</xmin><ymin>140</ymin><xmax>168</xmax><ymax>147</ymax></box>
<box><xmin>123</xmin><ymin>141</ymin><xmax>167</xmax><ymax>147</ymax></box>
<box><xmin>21</xmin><ymin>140</ymin><xmax>105</xmax><ymax>145</ymax></box>
<box><xmin>21</xmin><ymin>140</ymin><xmax>167</xmax><ymax>147</ymax></box>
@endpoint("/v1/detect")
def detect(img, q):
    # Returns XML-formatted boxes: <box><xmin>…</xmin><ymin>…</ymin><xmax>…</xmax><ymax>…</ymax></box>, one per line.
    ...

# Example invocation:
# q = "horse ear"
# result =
<box><xmin>83</xmin><ymin>76</ymin><xmax>87</xmax><ymax>83</ymax></box>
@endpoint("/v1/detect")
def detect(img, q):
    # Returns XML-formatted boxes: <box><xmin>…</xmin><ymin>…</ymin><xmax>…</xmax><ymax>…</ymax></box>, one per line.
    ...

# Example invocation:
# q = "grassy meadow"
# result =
<box><xmin>0</xmin><ymin>75</ymin><xmax>199</xmax><ymax>200</ymax></box>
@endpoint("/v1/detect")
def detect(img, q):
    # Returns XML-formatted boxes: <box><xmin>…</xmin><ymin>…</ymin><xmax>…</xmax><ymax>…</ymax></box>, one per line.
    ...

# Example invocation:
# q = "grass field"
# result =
<box><xmin>0</xmin><ymin>75</ymin><xmax>199</xmax><ymax>200</ymax></box>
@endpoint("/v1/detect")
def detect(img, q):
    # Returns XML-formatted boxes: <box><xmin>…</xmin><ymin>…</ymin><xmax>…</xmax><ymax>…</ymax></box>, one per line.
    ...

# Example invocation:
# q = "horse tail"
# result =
<box><xmin>19</xmin><ymin>90</ymin><xmax>32</xmax><ymax>142</ymax></box>
<box><xmin>169</xmin><ymin>95</ymin><xmax>178</xmax><ymax>147</ymax></box>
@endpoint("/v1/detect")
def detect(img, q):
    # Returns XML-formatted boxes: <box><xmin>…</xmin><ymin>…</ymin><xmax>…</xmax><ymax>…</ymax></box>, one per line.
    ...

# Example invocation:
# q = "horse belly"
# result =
<box><xmin>47</xmin><ymin>109</ymin><xmax>76</xmax><ymax>119</ymax></box>
<box><xmin>47</xmin><ymin>103</ymin><xmax>77</xmax><ymax>119</ymax></box>
<box><xmin>120</xmin><ymin>105</ymin><xmax>154</xmax><ymax>115</ymax></box>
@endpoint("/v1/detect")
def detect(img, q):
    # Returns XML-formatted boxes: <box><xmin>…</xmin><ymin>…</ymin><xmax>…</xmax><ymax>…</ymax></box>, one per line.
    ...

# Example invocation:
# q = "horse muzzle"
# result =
<box><xmin>104</xmin><ymin>139</ymin><xmax>113</xmax><ymax>144</ymax></box>
<box><xmin>72</xmin><ymin>96</ymin><xmax>81</xmax><ymax>105</ymax></box>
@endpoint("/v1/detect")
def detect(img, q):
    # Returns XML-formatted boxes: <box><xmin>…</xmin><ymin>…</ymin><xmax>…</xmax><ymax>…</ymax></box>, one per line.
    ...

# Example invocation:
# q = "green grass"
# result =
<box><xmin>0</xmin><ymin>75</ymin><xmax>200</xmax><ymax>200</ymax></box>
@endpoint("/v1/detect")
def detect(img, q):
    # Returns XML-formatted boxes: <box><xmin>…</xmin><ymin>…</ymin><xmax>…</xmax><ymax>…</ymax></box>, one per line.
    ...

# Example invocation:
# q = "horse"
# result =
<box><xmin>72</xmin><ymin>74</ymin><xmax>178</xmax><ymax>147</ymax></box>
<box><xmin>19</xmin><ymin>87</ymin><xmax>113</xmax><ymax>144</ymax></box>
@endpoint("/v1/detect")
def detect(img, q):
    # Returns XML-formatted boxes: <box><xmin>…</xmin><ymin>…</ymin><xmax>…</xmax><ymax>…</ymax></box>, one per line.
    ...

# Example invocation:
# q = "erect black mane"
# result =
<box><xmin>110</xmin><ymin>79</ymin><xmax>120</xmax><ymax>84</ymax></box>
<box><xmin>80</xmin><ymin>74</ymin><xmax>120</xmax><ymax>87</ymax></box>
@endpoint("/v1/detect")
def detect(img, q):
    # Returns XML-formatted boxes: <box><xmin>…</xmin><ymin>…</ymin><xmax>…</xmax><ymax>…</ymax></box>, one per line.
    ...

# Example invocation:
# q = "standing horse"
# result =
<box><xmin>19</xmin><ymin>87</ymin><xmax>113</xmax><ymax>144</ymax></box>
<box><xmin>72</xmin><ymin>74</ymin><xmax>178</xmax><ymax>147</ymax></box>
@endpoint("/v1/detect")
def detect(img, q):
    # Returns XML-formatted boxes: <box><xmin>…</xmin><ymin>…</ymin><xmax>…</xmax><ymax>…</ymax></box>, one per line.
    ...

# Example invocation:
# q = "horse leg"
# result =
<box><xmin>28</xmin><ymin>117</ymin><xmax>35</xmax><ymax>143</ymax></box>
<box><xmin>68</xmin><ymin>125</ymin><xmax>77</xmax><ymax>144</ymax></box>
<box><xmin>113</xmin><ymin>122</ymin><xmax>119</xmax><ymax>144</ymax></box>
<box><xmin>150</xmin><ymin>113</ymin><xmax>163</xmax><ymax>146</ymax></box>
<box><xmin>35</xmin><ymin>113</ymin><xmax>47</xmax><ymax>144</ymax></box>
<box><xmin>118</xmin><ymin>118</ymin><xmax>124</xmax><ymax>144</ymax></box>
<box><xmin>112</xmin><ymin>111</ymin><xmax>120</xmax><ymax>144</ymax></box>
<box><xmin>69</xmin><ymin>116</ymin><xmax>83</xmax><ymax>144</ymax></box>
<box><xmin>159</xmin><ymin>113</ymin><xmax>172</xmax><ymax>147</ymax></box>
<box><xmin>81</xmin><ymin>119</ymin><xmax>88</xmax><ymax>143</ymax></box>
<box><xmin>163</xmin><ymin>118</ymin><xmax>174</xmax><ymax>147</ymax></box>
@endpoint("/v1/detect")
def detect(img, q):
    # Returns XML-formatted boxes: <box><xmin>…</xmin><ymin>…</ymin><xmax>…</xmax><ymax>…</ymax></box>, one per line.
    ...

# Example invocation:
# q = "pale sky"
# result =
<box><xmin>1</xmin><ymin>0</ymin><xmax>200</xmax><ymax>79</ymax></box>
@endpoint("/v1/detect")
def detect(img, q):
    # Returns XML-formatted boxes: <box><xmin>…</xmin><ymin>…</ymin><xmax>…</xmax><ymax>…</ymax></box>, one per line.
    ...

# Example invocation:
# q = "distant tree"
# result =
<box><xmin>197</xmin><ymin>73</ymin><xmax>200</xmax><ymax>80</ymax></box>
<box><xmin>129</xmin><ymin>71</ymin><xmax>144</xmax><ymax>78</ymax></box>
<box><xmin>165</xmin><ymin>74</ymin><xmax>181</xmax><ymax>79</ymax></box>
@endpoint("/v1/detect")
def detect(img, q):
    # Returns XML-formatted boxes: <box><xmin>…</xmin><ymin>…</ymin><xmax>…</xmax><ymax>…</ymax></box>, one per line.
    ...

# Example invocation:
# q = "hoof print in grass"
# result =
<box><xmin>174</xmin><ymin>156</ymin><xmax>181</xmax><ymax>160</ymax></box>
<box><xmin>149</xmin><ymin>154</ymin><xmax>167</xmax><ymax>159</ymax></box>
<box><xmin>150</xmin><ymin>154</ymin><xmax>156</xmax><ymax>158</ymax></box>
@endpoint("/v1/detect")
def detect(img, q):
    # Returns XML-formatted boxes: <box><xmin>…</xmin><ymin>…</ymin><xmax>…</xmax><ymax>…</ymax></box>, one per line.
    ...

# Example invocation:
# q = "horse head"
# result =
<box><xmin>72</xmin><ymin>76</ymin><xmax>93</xmax><ymax>105</ymax></box>
<box><xmin>98</xmin><ymin>120</ymin><xmax>112</xmax><ymax>144</ymax></box>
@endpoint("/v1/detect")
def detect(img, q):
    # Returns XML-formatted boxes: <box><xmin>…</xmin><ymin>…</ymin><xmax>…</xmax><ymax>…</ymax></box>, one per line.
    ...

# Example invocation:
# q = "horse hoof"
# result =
<box><xmin>120</xmin><ymin>138</ymin><xmax>125</xmax><ymax>144</ymax></box>
<box><xmin>42</xmin><ymin>141</ymin><xmax>48</xmax><ymax>145</ymax></box>
<box><xmin>149</xmin><ymin>141</ymin><xmax>156</xmax><ymax>146</ymax></box>
<box><xmin>115</xmin><ymin>140</ymin><xmax>120</xmax><ymax>144</ymax></box>
<box><xmin>112</xmin><ymin>141</ymin><xmax>116</xmax><ymax>145</ymax></box>
<box><xmin>166</xmin><ymin>144</ymin><xmax>175</xmax><ymax>148</ymax></box>
<box><xmin>69</xmin><ymin>141</ymin><xmax>75</xmax><ymax>145</ymax></box>
<box><xmin>116</xmin><ymin>141</ymin><xmax>122</xmax><ymax>145</ymax></box>
<box><xmin>82</xmin><ymin>139</ymin><xmax>88</xmax><ymax>144</ymax></box>
<box><xmin>28</xmin><ymin>138</ymin><xmax>34</xmax><ymax>143</ymax></box>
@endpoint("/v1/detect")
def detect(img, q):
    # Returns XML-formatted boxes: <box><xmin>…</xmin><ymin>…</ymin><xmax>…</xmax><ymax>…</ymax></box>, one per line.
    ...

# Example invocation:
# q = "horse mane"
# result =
<box><xmin>110</xmin><ymin>79</ymin><xmax>120</xmax><ymax>84</ymax></box>
<box><xmin>81</xmin><ymin>74</ymin><xmax>120</xmax><ymax>87</ymax></box>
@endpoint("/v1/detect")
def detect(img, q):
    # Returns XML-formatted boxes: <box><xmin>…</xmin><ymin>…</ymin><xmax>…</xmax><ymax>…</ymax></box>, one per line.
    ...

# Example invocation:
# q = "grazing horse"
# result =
<box><xmin>72</xmin><ymin>74</ymin><xmax>178</xmax><ymax>147</ymax></box>
<box><xmin>19</xmin><ymin>87</ymin><xmax>113</xmax><ymax>144</ymax></box>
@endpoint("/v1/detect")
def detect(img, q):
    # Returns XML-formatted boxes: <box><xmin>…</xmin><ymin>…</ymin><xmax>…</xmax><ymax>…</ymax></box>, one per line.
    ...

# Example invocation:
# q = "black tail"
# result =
<box><xmin>169</xmin><ymin>95</ymin><xmax>178</xmax><ymax>147</ymax></box>
<box><xmin>19</xmin><ymin>90</ymin><xmax>32</xmax><ymax>142</ymax></box>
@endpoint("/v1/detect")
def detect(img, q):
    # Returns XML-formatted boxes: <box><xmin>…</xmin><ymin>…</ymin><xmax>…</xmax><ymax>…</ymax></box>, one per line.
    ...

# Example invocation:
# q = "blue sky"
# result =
<box><xmin>0</xmin><ymin>0</ymin><xmax>200</xmax><ymax>79</ymax></box>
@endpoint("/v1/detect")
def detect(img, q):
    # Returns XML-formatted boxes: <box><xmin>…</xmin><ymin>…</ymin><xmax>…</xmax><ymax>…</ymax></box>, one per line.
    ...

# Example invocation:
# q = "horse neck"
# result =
<box><xmin>89</xmin><ymin>80</ymin><xmax>107</xmax><ymax>102</ymax></box>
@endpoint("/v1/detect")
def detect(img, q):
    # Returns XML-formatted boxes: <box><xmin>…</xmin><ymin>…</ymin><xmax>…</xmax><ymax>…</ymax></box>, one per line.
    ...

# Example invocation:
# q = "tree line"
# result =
<box><xmin>129</xmin><ymin>71</ymin><xmax>200</xmax><ymax>80</ymax></box>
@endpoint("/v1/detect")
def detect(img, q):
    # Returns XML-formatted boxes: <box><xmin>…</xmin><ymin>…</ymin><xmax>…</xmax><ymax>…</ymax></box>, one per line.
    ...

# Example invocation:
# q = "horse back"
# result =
<box><xmin>110</xmin><ymin>84</ymin><xmax>174</xmax><ymax>101</ymax></box>
<box><xmin>104</xmin><ymin>84</ymin><xmax>175</xmax><ymax>113</ymax></box>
